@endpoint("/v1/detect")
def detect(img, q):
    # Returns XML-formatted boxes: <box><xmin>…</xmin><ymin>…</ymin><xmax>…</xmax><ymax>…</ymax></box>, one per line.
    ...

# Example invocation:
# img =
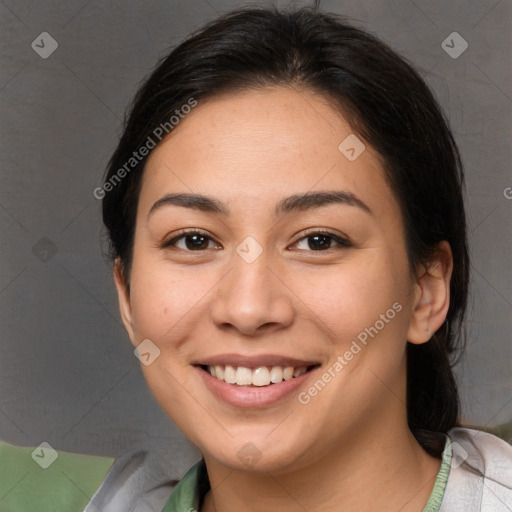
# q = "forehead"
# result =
<box><xmin>138</xmin><ymin>86</ymin><xmax>397</xmax><ymax>219</ymax></box>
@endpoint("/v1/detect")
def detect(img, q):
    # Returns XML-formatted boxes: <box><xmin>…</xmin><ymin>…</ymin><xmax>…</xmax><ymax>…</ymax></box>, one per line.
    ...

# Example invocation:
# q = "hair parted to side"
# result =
<box><xmin>101</xmin><ymin>6</ymin><xmax>469</xmax><ymax>457</ymax></box>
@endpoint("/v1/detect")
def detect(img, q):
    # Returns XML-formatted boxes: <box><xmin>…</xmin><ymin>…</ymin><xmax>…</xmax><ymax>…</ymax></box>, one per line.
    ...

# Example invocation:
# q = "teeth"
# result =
<box><xmin>293</xmin><ymin>366</ymin><xmax>307</xmax><ymax>378</ymax></box>
<box><xmin>252</xmin><ymin>367</ymin><xmax>271</xmax><ymax>386</ymax></box>
<box><xmin>224</xmin><ymin>365</ymin><xmax>236</xmax><ymax>384</ymax></box>
<box><xmin>214</xmin><ymin>365</ymin><xmax>224</xmax><ymax>380</ymax></box>
<box><xmin>206</xmin><ymin>364</ymin><xmax>312</xmax><ymax>386</ymax></box>
<box><xmin>283</xmin><ymin>367</ymin><xmax>294</xmax><ymax>380</ymax></box>
<box><xmin>235</xmin><ymin>366</ymin><xmax>253</xmax><ymax>385</ymax></box>
<box><xmin>269</xmin><ymin>366</ymin><xmax>283</xmax><ymax>383</ymax></box>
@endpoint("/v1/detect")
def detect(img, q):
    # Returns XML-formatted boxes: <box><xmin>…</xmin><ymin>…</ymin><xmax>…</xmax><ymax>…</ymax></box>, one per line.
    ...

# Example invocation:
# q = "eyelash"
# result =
<box><xmin>160</xmin><ymin>228</ymin><xmax>352</xmax><ymax>252</ymax></box>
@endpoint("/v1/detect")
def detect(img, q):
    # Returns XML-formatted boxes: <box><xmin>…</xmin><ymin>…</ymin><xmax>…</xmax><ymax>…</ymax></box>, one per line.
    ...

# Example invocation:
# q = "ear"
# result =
<box><xmin>113</xmin><ymin>258</ymin><xmax>137</xmax><ymax>346</ymax></box>
<box><xmin>407</xmin><ymin>241</ymin><xmax>453</xmax><ymax>344</ymax></box>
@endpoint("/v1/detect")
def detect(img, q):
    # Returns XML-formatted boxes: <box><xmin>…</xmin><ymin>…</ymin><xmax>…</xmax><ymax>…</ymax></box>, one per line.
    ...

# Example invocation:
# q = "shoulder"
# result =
<box><xmin>0</xmin><ymin>439</ymin><xmax>114</xmax><ymax>512</ymax></box>
<box><xmin>82</xmin><ymin>444</ymin><xmax>200</xmax><ymax>512</ymax></box>
<box><xmin>440</xmin><ymin>427</ymin><xmax>512</xmax><ymax>512</ymax></box>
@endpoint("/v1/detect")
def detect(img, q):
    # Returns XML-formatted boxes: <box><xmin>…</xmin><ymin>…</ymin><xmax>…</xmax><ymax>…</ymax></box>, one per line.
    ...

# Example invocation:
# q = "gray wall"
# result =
<box><xmin>1</xmin><ymin>0</ymin><xmax>511</xmax><ymax>464</ymax></box>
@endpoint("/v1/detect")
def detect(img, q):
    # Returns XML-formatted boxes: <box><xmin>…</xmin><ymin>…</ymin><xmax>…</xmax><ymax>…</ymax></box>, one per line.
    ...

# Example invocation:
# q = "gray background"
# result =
<box><xmin>0</xmin><ymin>0</ymin><xmax>511</xmax><ymax>466</ymax></box>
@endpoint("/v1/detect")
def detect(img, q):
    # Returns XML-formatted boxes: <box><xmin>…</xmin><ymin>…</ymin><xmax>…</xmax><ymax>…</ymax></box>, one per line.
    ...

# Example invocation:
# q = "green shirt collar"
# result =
<box><xmin>162</xmin><ymin>458</ymin><xmax>208</xmax><ymax>512</ymax></box>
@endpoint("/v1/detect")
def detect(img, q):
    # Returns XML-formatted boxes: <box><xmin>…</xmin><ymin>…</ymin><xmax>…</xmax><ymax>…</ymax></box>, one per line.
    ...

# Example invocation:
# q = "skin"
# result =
<box><xmin>114</xmin><ymin>86</ymin><xmax>453</xmax><ymax>511</ymax></box>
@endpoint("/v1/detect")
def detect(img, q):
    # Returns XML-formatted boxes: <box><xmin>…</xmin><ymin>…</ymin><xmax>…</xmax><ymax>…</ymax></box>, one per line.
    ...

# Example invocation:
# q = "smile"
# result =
<box><xmin>193</xmin><ymin>354</ymin><xmax>321</xmax><ymax>407</ymax></box>
<box><xmin>203</xmin><ymin>364</ymin><xmax>317</xmax><ymax>387</ymax></box>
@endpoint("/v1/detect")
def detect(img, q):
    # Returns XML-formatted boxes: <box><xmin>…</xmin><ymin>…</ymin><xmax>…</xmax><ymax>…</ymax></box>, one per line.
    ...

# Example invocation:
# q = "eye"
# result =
<box><xmin>161</xmin><ymin>230</ymin><xmax>222</xmax><ymax>251</ymax></box>
<box><xmin>292</xmin><ymin>230</ymin><xmax>352</xmax><ymax>251</ymax></box>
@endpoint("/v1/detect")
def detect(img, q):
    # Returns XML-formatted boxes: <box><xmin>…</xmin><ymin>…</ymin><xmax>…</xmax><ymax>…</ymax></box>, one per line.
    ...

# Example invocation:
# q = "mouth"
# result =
<box><xmin>193</xmin><ymin>354</ymin><xmax>322</xmax><ymax>407</ymax></box>
<box><xmin>198</xmin><ymin>363</ymin><xmax>320</xmax><ymax>387</ymax></box>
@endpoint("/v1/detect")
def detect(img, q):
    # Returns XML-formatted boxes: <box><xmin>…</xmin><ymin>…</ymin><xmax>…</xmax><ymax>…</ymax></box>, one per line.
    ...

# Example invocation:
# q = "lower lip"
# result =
<box><xmin>195</xmin><ymin>366</ymin><xmax>318</xmax><ymax>408</ymax></box>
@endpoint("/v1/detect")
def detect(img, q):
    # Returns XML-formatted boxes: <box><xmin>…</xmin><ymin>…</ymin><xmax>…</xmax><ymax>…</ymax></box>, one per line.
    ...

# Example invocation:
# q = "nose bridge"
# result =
<box><xmin>210</xmin><ymin>236</ymin><xmax>294</xmax><ymax>335</ymax></box>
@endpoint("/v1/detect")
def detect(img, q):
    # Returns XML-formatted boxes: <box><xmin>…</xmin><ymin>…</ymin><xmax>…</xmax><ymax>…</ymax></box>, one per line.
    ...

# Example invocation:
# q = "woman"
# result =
<box><xmin>27</xmin><ymin>4</ymin><xmax>498</xmax><ymax>512</ymax></box>
<box><xmin>89</xmin><ymin>5</ymin><xmax>512</xmax><ymax>511</ymax></box>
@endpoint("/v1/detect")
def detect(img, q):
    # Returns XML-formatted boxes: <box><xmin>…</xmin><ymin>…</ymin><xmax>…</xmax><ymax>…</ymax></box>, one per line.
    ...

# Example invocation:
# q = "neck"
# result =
<box><xmin>201</xmin><ymin>406</ymin><xmax>442</xmax><ymax>512</ymax></box>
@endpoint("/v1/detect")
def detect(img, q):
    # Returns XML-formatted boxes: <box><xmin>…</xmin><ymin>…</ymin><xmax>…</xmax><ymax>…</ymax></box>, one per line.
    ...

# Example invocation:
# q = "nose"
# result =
<box><xmin>210</xmin><ymin>244</ymin><xmax>295</xmax><ymax>337</ymax></box>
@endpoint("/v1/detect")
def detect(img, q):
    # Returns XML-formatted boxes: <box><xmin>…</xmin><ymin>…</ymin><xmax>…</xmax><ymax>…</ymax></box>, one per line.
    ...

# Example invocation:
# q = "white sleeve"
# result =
<box><xmin>440</xmin><ymin>427</ymin><xmax>512</xmax><ymax>512</ymax></box>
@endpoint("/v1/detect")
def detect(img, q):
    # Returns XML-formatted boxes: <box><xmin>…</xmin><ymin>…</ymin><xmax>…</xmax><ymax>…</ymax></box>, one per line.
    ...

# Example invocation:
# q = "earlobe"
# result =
<box><xmin>407</xmin><ymin>241</ymin><xmax>453</xmax><ymax>344</ymax></box>
<box><xmin>113</xmin><ymin>259</ymin><xmax>136</xmax><ymax>345</ymax></box>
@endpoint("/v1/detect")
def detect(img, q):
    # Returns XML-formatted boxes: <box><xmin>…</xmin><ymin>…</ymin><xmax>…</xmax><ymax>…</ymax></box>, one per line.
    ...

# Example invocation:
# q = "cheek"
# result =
<box><xmin>127</xmin><ymin>256</ymin><xmax>217</xmax><ymax>345</ymax></box>
<box><xmin>289</xmin><ymin>254</ymin><xmax>410</xmax><ymax>342</ymax></box>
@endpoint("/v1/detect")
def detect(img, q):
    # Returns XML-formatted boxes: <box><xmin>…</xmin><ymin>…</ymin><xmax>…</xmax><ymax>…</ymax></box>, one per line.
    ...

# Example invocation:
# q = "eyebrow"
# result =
<box><xmin>148</xmin><ymin>190</ymin><xmax>372</xmax><ymax>218</ymax></box>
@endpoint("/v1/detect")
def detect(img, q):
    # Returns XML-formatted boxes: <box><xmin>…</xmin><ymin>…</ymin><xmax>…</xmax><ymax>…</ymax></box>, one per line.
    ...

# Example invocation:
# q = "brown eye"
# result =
<box><xmin>293</xmin><ymin>231</ymin><xmax>352</xmax><ymax>251</ymax></box>
<box><xmin>162</xmin><ymin>231</ymin><xmax>221</xmax><ymax>251</ymax></box>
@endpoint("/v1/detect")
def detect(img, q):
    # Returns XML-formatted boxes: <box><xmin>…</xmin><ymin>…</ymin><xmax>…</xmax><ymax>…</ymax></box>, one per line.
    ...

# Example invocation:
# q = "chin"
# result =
<box><xmin>202</xmin><ymin>432</ymin><xmax>310</xmax><ymax>473</ymax></box>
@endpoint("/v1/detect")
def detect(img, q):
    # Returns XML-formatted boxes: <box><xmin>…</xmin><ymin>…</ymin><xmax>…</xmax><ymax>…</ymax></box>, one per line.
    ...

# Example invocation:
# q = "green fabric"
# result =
<box><xmin>162</xmin><ymin>437</ymin><xmax>452</xmax><ymax>512</ymax></box>
<box><xmin>161</xmin><ymin>461</ymin><xmax>203</xmax><ymax>512</ymax></box>
<box><xmin>0</xmin><ymin>440</ymin><xmax>114</xmax><ymax>512</ymax></box>
<box><xmin>421</xmin><ymin>436</ymin><xmax>451</xmax><ymax>512</ymax></box>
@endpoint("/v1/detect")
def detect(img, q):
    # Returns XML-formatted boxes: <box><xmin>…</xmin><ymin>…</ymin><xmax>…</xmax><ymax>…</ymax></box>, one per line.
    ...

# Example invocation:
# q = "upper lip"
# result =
<box><xmin>195</xmin><ymin>353</ymin><xmax>320</xmax><ymax>368</ymax></box>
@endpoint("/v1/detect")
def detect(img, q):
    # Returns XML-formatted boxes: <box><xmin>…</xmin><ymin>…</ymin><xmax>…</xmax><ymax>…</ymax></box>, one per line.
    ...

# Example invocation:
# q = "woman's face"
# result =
<box><xmin>115</xmin><ymin>86</ymin><xmax>434</xmax><ymax>472</ymax></box>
